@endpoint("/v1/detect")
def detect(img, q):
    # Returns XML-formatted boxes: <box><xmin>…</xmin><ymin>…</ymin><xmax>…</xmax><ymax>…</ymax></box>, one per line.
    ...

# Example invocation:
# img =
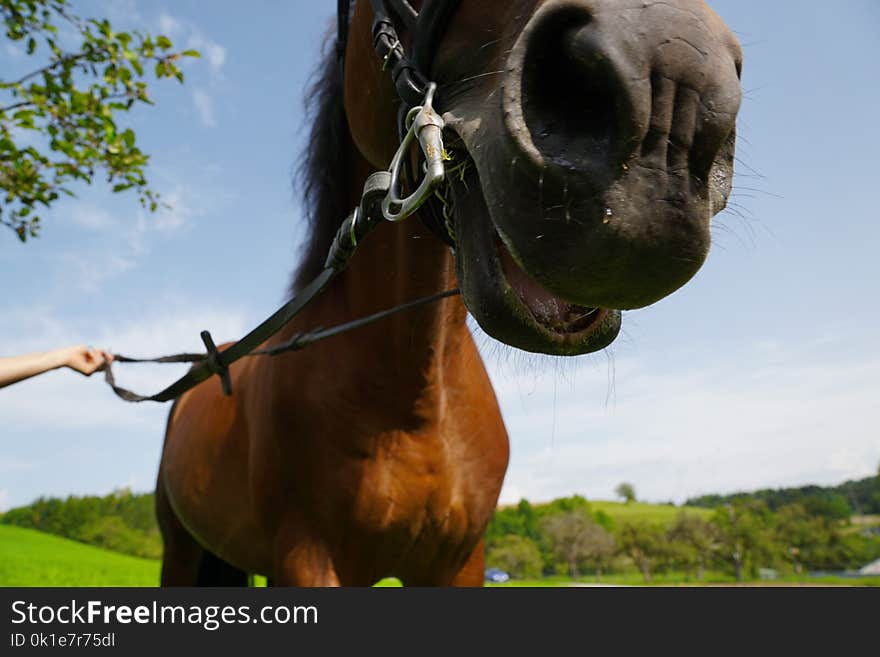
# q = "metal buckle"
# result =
<box><xmin>381</xmin><ymin>83</ymin><xmax>446</xmax><ymax>222</ymax></box>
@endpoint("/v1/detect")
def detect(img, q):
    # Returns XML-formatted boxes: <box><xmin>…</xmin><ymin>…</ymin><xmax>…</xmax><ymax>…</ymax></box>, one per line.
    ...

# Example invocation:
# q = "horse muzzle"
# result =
<box><xmin>448</xmin><ymin>0</ymin><xmax>742</xmax><ymax>314</ymax></box>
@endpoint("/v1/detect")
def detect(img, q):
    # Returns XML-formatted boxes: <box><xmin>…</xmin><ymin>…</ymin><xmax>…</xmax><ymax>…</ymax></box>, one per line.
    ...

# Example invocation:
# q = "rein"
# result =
<box><xmin>104</xmin><ymin>0</ymin><xmax>463</xmax><ymax>403</ymax></box>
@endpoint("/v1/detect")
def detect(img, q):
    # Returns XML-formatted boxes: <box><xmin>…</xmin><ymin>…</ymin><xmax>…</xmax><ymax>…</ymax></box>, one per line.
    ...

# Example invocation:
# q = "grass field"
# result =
<box><xmin>0</xmin><ymin>525</ymin><xmax>402</xmax><ymax>587</ymax></box>
<box><xmin>0</xmin><ymin>525</ymin><xmax>160</xmax><ymax>587</ymax></box>
<box><xmin>589</xmin><ymin>501</ymin><xmax>712</xmax><ymax>524</ymax></box>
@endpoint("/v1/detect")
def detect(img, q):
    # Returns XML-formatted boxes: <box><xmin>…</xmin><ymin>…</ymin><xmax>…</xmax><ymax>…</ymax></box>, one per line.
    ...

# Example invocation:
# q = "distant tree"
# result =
<box><xmin>616</xmin><ymin>522</ymin><xmax>668</xmax><ymax>582</ymax></box>
<box><xmin>579</xmin><ymin>523</ymin><xmax>616</xmax><ymax>582</ymax></box>
<box><xmin>615</xmin><ymin>483</ymin><xmax>636</xmax><ymax>504</ymax></box>
<box><xmin>667</xmin><ymin>513</ymin><xmax>718</xmax><ymax>581</ymax></box>
<box><xmin>540</xmin><ymin>511</ymin><xmax>597</xmax><ymax>579</ymax></box>
<box><xmin>486</xmin><ymin>498</ymin><xmax>542</xmax><ymax>548</ymax></box>
<box><xmin>770</xmin><ymin>503</ymin><xmax>877</xmax><ymax>573</ymax></box>
<box><xmin>486</xmin><ymin>535</ymin><xmax>543</xmax><ymax>579</ymax></box>
<box><xmin>1</xmin><ymin>0</ymin><xmax>199</xmax><ymax>241</ymax></box>
<box><xmin>773</xmin><ymin>504</ymin><xmax>820</xmax><ymax>574</ymax></box>
<box><xmin>711</xmin><ymin>501</ymin><xmax>774</xmax><ymax>581</ymax></box>
<box><xmin>516</xmin><ymin>499</ymin><xmax>539</xmax><ymax>539</ymax></box>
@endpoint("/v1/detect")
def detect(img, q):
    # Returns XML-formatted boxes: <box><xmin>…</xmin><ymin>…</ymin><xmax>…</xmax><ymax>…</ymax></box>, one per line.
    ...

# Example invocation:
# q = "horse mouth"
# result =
<box><xmin>495</xmin><ymin>234</ymin><xmax>610</xmax><ymax>337</ymax></box>
<box><xmin>443</xmin><ymin>143</ymin><xmax>621</xmax><ymax>355</ymax></box>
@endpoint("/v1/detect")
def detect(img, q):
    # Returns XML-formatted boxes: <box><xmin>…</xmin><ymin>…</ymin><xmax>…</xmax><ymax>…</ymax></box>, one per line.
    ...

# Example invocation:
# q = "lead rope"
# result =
<box><xmin>104</xmin><ymin>86</ymin><xmax>452</xmax><ymax>403</ymax></box>
<box><xmin>103</xmin><ymin>288</ymin><xmax>460</xmax><ymax>403</ymax></box>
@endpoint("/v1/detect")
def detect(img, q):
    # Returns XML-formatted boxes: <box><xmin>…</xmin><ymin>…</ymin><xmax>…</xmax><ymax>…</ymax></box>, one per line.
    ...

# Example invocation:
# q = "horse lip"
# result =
<box><xmin>491</xmin><ymin>224</ymin><xmax>611</xmax><ymax>340</ymax></box>
<box><xmin>442</xmin><ymin>131</ymin><xmax>620</xmax><ymax>351</ymax></box>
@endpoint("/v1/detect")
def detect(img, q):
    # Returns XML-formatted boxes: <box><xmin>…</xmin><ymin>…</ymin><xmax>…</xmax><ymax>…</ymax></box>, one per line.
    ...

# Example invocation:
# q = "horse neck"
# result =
<box><xmin>292</xmin><ymin>140</ymin><xmax>467</xmax><ymax>408</ymax></box>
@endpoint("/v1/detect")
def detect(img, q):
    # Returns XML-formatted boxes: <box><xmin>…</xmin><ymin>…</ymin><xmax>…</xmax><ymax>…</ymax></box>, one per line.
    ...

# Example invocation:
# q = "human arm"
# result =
<box><xmin>0</xmin><ymin>345</ymin><xmax>113</xmax><ymax>389</ymax></box>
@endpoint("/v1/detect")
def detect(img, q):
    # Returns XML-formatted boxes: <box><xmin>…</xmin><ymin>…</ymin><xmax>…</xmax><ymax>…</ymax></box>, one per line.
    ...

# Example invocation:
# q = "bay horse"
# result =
<box><xmin>156</xmin><ymin>0</ymin><xmax>742</xmax><ymax>586</ymax></box>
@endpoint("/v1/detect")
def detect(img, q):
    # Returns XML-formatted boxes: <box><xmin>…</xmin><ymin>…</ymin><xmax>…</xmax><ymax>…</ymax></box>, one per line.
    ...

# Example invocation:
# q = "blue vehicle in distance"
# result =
<box><xmin>484</xmin><ymin>568</ymin><xmax>510</xmax><ymax>583</ymax></box>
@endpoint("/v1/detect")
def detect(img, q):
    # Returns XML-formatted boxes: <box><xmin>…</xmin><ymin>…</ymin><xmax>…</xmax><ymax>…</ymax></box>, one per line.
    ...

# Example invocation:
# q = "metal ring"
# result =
<box><xmin>381</xmin><ymin>83</ymin><xmax>447</xmax><ymax>222</ymax></box>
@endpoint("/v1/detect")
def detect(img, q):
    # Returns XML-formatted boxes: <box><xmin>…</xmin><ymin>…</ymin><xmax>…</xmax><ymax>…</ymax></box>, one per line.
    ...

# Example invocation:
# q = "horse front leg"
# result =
<box><xmin>450</xmin><ymin>539</ymin><xmax>486</xmax><ymax>587</ymax></box>
<box><xmin>273</xmin><ymin>529</ymin><xmax>341</xmax><ymax>587</ymax></box>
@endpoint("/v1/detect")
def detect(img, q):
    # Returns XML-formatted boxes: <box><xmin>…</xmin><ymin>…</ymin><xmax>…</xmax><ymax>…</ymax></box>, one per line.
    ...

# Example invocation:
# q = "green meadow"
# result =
<box><xmin>0</xmin><ymin>524</ymin><xmax>403</xmax><ymax>587</ymax></box>
<box><xmin>0</xmin><ymin>524</ymin><xmax>160</xmax><ymax>587</ymax></box>
<box><xmin>588</xmin><ymin>500</ymin><xmax>711</xmax><ymax>524</ymax></box>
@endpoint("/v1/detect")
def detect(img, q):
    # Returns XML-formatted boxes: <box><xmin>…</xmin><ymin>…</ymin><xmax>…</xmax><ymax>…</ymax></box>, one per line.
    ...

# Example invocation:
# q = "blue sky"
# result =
<box><xmin>1</xmin><ymin>0</ymin><xmax>878</xmax><ymax>511</ymax></box>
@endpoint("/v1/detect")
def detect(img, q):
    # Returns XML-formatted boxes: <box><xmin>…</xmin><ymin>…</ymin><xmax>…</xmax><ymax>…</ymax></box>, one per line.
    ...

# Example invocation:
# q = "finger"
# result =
<box><xmin>95</xmin><ymin>349</ymin><xmax>112</xmax><ymax>371</ymax></box>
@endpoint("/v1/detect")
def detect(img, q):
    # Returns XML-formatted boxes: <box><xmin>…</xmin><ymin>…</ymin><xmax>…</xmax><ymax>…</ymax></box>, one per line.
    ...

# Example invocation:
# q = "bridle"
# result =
<box><xmin>339</xmin><ymin>0</ymin><xmax>462</xmax><ymax>109</ymax></box>
<box><xmin>102</xmin><ymin>0</ymin><xmax>466</xmax><ymax>403</ymax></box>
<box><xmin>338</xmin><ymin>0</ymin><xmax>463</xmax><ymax>245</ymax></box>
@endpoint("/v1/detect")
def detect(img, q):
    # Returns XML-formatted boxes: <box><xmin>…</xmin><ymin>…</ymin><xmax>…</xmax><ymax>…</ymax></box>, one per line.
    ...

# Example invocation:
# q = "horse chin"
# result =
<box><xmin>446</xmin><ymin>152</ymin><xmax>621</xmax><ymax>356</ymax></box>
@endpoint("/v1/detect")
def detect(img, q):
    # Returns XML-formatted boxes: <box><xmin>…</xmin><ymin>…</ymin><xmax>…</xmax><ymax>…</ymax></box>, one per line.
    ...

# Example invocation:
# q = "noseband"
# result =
<box><xmin>338</xmin><ymin>0</ymin><xmax>463</xmax><ymax>245</ymax></box>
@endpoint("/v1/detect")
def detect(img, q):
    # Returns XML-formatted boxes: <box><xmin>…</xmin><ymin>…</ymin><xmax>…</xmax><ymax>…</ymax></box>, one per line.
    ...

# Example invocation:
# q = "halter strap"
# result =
<box><xmin>340</xmin><ymin>0</ymin><xmax>460</xmax><ymax>246</ymax></box>
<box><xmin>338</xmin><ymin>0</ymin><xmax>462</xmax><ymax>111</ymax></box>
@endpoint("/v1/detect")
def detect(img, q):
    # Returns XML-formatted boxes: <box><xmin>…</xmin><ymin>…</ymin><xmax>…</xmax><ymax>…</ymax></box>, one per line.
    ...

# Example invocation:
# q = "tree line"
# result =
<box><xmin>486</xmin><ymin>496</ymin><xmax>880</xmax><ymax>582</ymax></box>
<box><xmin>685</xmin><ymin>473</ymin><xmax>880</xmax><ymax>518</ymax></box>
<box><xmin>1</xmin><ymin>488</ymin><xmax>161</xmax><ymax>559</ymax></box>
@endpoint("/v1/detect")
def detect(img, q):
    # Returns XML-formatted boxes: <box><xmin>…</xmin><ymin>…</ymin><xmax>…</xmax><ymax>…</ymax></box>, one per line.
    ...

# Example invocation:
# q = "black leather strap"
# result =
<box><xmin>103</xmin><ymin>174</ymin><xmax>392</xmax><ymax>403</ymax></box>
<box><xmin>412</xmin><ymin>0</ymin><xmax>462</xmax><ymax>77</ymax></box>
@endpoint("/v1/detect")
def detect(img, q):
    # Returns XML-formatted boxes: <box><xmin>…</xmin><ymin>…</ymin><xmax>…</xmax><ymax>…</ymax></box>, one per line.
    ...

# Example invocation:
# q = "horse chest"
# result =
<box><xmin>324</xmin><ymin>428</ymin><xmax>490</xmax><ymax>550</ymax></box>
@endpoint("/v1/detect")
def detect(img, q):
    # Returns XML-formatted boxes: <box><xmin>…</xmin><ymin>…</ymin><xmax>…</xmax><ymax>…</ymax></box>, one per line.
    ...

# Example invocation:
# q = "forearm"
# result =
<box><xmin>0</xmin><ymin>349</ymin><xmax>70</xmax><ymax>389</ymax></box>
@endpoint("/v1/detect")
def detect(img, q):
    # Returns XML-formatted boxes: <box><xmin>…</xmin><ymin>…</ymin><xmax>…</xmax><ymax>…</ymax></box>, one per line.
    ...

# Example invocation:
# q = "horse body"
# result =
<box><xmin>158</xmin><ymin>144</ymin><xmax>508</xmax><ymax>585</ymax></box>
<box><xmin>157</xmin><ymin>0</ymin><xmax>743</xmax><ymax>586</ymax></box>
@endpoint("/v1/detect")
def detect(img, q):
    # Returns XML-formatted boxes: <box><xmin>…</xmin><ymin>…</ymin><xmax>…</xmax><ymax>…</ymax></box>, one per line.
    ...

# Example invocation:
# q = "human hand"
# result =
<box><xmin>61</xmin><ymin>345</ymin><xmax>114</xmax><ymax>377</ymax></box>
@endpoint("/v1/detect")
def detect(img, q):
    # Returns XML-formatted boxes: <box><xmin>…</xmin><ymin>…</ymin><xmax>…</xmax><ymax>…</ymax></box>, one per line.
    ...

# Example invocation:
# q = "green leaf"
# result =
<box><xmin>0</xmin><ymin>0</ymin><xmax>195</xmax><ymax>243</ymax></box>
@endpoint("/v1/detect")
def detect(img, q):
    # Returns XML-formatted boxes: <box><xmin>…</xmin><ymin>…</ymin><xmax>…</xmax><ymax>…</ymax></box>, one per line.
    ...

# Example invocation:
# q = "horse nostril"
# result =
<box><xmin>520</xmin><ymin>7</ymin><xmax>634</xmax><ymax>178</ymax></box>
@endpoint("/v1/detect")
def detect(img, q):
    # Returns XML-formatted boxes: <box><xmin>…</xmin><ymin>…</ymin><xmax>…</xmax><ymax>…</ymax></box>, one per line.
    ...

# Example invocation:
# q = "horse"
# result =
<box><xmin>156</xmin><ymin>0</ymin><xmax>742</xmax><ymax>586</ymax></box>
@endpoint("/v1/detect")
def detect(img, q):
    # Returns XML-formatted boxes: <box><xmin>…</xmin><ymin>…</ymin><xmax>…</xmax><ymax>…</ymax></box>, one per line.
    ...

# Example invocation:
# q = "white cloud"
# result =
<box><xmin>4</xmin><ymin>43</ymin><xmax>23</xmax><ymax>58</ymax></box>
<box><xmin>157</xmin><ymin>11</ymin><xmax>226</xmax><ymax>78</ymax></box>
<box><xmin>154</xmin><ymin>187</ymin><xmax>199</xmax><ymax>231</ymax></box>
<box><xmin>60</xmin><ymin>252</ymin><xmax>136</xmax><ymax>293</ymax></box>
<box><xmin>187</xmin><ymin>34</ymin><xmax>226</xmax><ymax>76</ymax></box>
<box><xmin>489</xmin><ymin>331</ymin><xmax>880</xmax><ymax>505</ymax></box>
<box><xmin>192</xmin><ymin>89</ymin><xmax>217</xmax><ymax>128</ymax></box>
<box><xmin>69</xmin><ymin>203</ymin><xmax>116</xmax><ymax>230</ymax></box>
<box><xmin>104</xmin><ymin>0</ymin><xmax>142</xmax><ymax>25</ymax></box>
<box><xmin>158</xmin><ymin>11</ymin><xmax>182</xmax><ymax>39</ymax></box>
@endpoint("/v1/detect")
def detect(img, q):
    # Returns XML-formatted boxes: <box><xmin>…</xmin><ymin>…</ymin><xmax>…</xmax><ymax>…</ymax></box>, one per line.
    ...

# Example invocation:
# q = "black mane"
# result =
<box><xmin>290</xmin><ymin>38</ymin><xmax>350</xmax><ymax>294</ymax></box>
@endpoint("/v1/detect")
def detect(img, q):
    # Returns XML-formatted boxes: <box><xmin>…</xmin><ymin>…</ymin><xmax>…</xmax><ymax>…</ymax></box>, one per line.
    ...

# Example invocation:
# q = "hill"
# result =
<box><xmin>0</xmin><ymin>524</ymin><xmax>159</xmax><ymax>586</ymax></box>
<box><xmin>1</xmin><ymin>488</ymin><xmax>160</xmax><ymax>559</ymax></box>
<box><xmin>589</xmin><ymin>500</ymin><xmax>711</xmax><ymax>524</ymax></box>
<box><xmin>685</xmin><ymin>474</ymin><xmax>880</xmax><ymax>518</ymax></box>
